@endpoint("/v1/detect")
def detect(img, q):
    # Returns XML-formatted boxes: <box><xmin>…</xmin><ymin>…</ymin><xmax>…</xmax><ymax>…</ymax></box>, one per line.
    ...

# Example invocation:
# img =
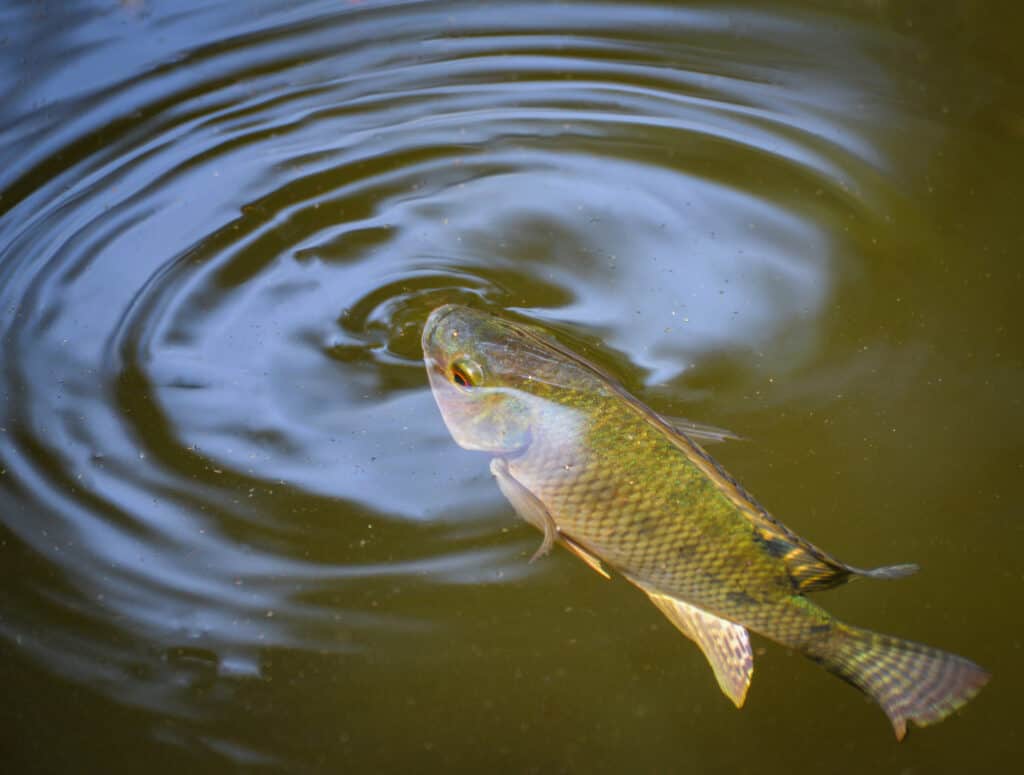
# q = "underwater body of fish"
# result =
<box><xmin>421</xmin><ymin>304</ymin><xmax>989</xmax><ymax>740</ymax></box>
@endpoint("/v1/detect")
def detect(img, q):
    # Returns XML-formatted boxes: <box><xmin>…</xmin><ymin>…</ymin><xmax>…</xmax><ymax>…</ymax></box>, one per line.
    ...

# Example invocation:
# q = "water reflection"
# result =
<box><xmin>0</xmin><ymin>0</ymin><xmax>1012</xmax><ymax>770</ymax></box>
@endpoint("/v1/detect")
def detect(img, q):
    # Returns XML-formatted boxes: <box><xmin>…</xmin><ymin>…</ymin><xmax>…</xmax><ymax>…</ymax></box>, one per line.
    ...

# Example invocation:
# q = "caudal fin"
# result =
<box><xmin>822</xmin><ymin>624</ymin><xmax>989</xmax><ymax>740</ymax></box>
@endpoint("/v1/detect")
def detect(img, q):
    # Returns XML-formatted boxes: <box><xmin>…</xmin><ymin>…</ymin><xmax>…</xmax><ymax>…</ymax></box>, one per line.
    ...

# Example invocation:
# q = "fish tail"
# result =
<box><xmin>816</xmin><ymin>623</ymin><xmax>989</xmax><ymax>740</ymax></box>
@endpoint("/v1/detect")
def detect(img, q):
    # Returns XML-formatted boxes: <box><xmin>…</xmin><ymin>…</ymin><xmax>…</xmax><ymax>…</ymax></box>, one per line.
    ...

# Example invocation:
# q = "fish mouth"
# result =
<box><xmin>421</xmin><ymin>303</ymin><xmax>463</xmax><ymax>352</ymax></box>
<box><xmin>422</xmin><ymin>305</ymin><xmax>465</xmax><ymax>398</ymax></box>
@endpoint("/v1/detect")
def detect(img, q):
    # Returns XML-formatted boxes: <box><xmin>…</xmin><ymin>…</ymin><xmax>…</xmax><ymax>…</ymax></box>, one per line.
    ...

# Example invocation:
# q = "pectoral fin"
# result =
<box><xmin>490</xmin><ymin>458</ymin><xmax>610</xmax><ymax>578</ymax></box>
<box><xmin>491</xmin><ymin>458</ymin><xmax>556</xmax><ymax>561</ymax></box>
<box><xmin>630</xmin><ymin>578</ymin><xmax>753</xmax><ymax>708</ymax></box>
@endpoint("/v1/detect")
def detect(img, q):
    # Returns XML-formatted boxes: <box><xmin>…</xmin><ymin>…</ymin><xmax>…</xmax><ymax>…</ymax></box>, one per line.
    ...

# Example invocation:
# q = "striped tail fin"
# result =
<box><xmin>821</xmin><ymin>624</ymin><xmax>989</xmax><ymax>740</ymax></box>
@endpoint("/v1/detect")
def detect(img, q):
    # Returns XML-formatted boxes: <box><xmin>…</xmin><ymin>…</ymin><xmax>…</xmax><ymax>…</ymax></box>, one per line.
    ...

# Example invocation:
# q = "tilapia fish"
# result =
<box><xmin>421</xmin><ymin>303</ymin><xmax>988</xmax><ymax>739</ymax></box>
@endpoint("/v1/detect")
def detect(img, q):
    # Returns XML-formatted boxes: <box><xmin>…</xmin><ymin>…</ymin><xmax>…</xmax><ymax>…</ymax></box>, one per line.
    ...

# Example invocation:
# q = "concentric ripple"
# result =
<box><xmin>0</xmin><ymin>0</ymin><xmax>977</xmax><ymax>767</ymax></box>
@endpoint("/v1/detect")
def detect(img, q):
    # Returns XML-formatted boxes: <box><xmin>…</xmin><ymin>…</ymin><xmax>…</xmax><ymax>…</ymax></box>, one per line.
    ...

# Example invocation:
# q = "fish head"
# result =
<box><xmin>421</xmin><ymin>304</ymin><xmax>539</xmax><ymax>453</ymax></box>
<box><xmin>422</xmin><ymin>303</ymin><xmax>602</xmax><ymax>455</ymax></box>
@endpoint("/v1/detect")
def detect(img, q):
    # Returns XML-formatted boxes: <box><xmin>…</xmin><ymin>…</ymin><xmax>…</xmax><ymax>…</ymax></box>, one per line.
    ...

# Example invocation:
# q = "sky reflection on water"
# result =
<box><xmin>1</xmin><ymin>1</ymin><xmax>1021</xmax><ymax>771</ymax></box>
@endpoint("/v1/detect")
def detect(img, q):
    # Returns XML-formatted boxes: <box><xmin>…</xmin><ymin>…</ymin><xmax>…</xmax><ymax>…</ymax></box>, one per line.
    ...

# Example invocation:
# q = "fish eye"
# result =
<box><xmin>449</xmin><ymin>357</ymin><xmax>483</xmax><ymax>390</ymax></box>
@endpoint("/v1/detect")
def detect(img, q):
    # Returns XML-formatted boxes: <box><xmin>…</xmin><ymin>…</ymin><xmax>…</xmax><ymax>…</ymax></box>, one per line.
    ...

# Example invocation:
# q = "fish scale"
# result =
<box><xmin>512</xmin><ymin>390</ymin><xmax>791</xmax><ymax>621</ymax></box>
<box><xmin>422</xmin><ymin>304</ymin><xmax>989</xmax><ymax>739</ymax></box>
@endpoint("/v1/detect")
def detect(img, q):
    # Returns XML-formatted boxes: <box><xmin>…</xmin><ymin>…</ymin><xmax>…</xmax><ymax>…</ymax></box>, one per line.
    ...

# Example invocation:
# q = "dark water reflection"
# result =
<box><xmin>1</xmin><ymin>1</ymin><xmax>1021</xmax><ymax>771</ymax></box>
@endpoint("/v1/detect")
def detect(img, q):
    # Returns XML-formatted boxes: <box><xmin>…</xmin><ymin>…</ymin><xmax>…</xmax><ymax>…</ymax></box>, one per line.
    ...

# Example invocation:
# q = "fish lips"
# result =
<box><xmin>420</xmin><ymin>303</ymin><xmax>464</xmax><ymax>355</ymax></box>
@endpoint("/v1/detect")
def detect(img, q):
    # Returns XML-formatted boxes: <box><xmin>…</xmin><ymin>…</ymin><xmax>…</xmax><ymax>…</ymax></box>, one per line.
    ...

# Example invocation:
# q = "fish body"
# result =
<box><xmin>421</xmin><ymin>304</ymin><xmax>988</xmax><ymax>738</ymax></box>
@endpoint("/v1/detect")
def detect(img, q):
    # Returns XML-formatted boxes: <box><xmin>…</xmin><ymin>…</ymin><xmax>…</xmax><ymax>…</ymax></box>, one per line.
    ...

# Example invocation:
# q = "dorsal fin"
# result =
<box><xmin>751</xmin><ymin>526</ymin><xmax>853</xmax><ymax>593</ymax></box>
<box><xmin>503</xmin><ymin>316</ymin><xmax>917</xmax><ymax>594</ymax></box>
<box><xmin>753</xmin><ymin>520</ymin><xmax>921</xmax><ymax>593</ymax></box>
<box><xmin>659</xmin><ymin>414</ymin><xmax>742</xmax><ymax>444</ymax></box>
<box><xmin>641</xmin><ymin>412</ymin><xmax>919</xmax><ymax>594</ymax></box>
<box><xmin>750</xmin><ymin>519</ymin><xmax>918</xmax><ymax>593</ymax></box>
<box><xmin>653</xmin><ymin>423</ymin><xmax>865</xmax><ymax>593</ymax></box>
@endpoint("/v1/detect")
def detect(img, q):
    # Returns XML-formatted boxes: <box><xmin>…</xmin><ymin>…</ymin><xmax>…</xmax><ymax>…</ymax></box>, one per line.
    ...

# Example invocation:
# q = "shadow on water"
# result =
<box><xmin>1</xmin><ymin>1</ymin><xmax>1022</xmax><ymax>771</ymax></box>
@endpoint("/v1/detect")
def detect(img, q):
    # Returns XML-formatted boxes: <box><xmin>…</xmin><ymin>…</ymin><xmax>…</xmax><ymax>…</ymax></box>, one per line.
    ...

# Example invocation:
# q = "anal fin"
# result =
<box><xmin>630</xmin><ymin>578</ymin><xmax>753</xmax><ymax>708</ymax></box>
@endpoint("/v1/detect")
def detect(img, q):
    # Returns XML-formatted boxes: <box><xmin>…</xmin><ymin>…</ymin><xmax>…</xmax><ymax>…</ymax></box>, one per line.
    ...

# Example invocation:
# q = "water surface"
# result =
<box><xmin>1</xmin><ymin>1</ymin><xmax>1022</xmax><ymax>771</ymax></box>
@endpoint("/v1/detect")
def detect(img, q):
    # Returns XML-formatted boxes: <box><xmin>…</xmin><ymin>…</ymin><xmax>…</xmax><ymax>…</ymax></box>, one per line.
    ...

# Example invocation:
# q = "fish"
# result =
<box><xmin>421</xmin><ymin>303</ymin><xmax>989</xmax><ymax>739</ymax></box>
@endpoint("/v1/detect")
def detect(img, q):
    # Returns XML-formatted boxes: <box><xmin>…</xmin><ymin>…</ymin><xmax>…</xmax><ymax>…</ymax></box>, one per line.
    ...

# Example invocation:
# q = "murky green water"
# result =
<box><xmin>1</xmin><ymin>1</ymin><xmax>1021</xmax><ymax>771</ymax></box>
